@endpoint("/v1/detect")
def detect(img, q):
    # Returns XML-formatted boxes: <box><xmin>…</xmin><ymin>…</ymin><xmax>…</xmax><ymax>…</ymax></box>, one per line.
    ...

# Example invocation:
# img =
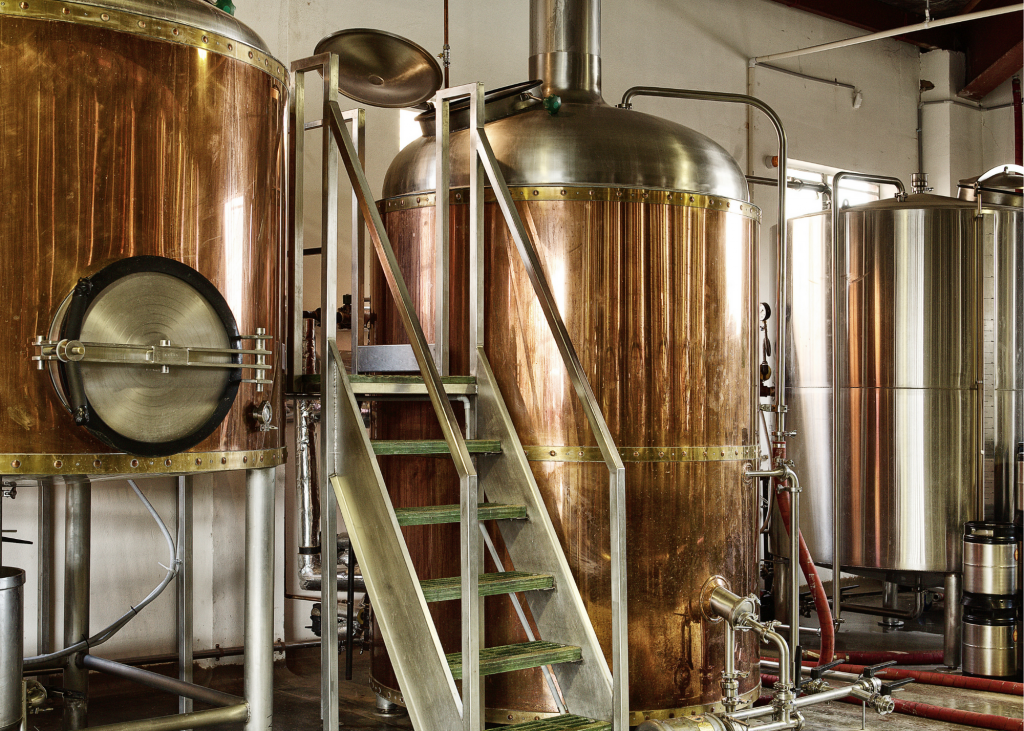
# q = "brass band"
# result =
<box><xmin>0</xmin><ymin>447</ymin><xmax>286</xmax><ymax>476</ymax></box>
<box><xmin>0</xmin><ymin>0</ymin><xmax>289</xmax><ymax>84</ymax></box>
<box><xmin>524</xmin><ymin>445</ymin><xmax>759</xmax><ymax>463</ymax></box>
<box><xmin>382</xmin><ymin>186</ymin><xmax>762</xmax><ymax>222</ymax></box>
<box><xmin>629</xmin><ymin>684</ymin><xmax>763</xmax><ymax>726</ymax></box>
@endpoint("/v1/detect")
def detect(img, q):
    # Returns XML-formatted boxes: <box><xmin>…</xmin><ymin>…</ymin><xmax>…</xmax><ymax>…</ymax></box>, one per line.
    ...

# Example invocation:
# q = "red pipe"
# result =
<box><xmin>761</xmin><ymin>674</ymin><xmax>1023</xmax><ymax>731</ymax></box>
<box><xmin>835</xmin><ymin>651</ymin><xmax>945</xmax><ymax>666</ymax></box>
<box><xmin>804</xmin><ymin>661</ymin><xmax>1024</xmax><ymax>697</ymax></box>
<box><xmin>774</xmin><ymin>486</ymin><xmax>835</xmax><ymax>664</ymax></box>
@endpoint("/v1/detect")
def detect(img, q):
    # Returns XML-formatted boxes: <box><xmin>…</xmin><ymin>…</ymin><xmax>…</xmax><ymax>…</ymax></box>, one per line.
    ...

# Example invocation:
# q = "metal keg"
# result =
<box><xmin>963</xmin><ymin>522</ymin><xmax>1020</xmax><ymax>596</ymax></box>
<box><xmin>961</xmin><ymin>594</ymin><xmax>1020</xmax><ymax>680</ymax></box>
<box><xmin>0</xmin><ymin>567</ymin><xmax>25</xmax><ymax>731</ymax></box>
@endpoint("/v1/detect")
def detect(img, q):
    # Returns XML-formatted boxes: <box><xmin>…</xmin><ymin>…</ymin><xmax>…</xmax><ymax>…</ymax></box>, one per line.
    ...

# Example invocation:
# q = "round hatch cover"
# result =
<box><xmin>57</xmin><ymin>256</ymin><xmax>241</xmax><ymax>457</ymax></box>
<box><xmin>314</xmin><ymin>28</ymin><xmax>443</xmax><ymax>108</ymax></box>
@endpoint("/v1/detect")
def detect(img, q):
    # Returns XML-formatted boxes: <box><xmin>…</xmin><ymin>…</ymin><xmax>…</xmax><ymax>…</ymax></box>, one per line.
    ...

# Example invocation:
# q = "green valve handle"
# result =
<box><xmin>214</xmin><ymin>0</ymin><xmax>235</xmax><ymax>15</ymax></box>
<box><xmin>542</xmin><ymin>95</ymin><xmax>561</xmax><ymax>115</ymax></box>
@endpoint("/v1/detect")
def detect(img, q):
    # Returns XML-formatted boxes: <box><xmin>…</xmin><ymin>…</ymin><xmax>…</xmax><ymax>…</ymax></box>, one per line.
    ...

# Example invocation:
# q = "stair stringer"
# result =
<box><xmin>474</xmin><ymin>348</ymin><xmax>614</xmax><ymax>722</ymax></box>
<box><xmin>328</xmin><ymin>352</ymin><xmax>462</xmax><ymax>731</ymax></box>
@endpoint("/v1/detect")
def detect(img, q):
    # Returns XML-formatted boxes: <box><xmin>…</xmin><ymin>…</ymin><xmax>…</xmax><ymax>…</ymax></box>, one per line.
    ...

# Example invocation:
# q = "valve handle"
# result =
<box><xmin>880</xmin><ymin>677</ymin><xmax>915</xmax><ymax>695</ymax></box>
<box><xmin>860</xmin><ymin>660</ymin><xmax>897</xmax><ymax>678</ymax></box>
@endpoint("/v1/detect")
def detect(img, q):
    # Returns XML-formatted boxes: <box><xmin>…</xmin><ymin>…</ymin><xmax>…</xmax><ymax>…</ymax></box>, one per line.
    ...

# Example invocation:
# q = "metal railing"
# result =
<box><xmin>438</xmin><ymin>81</ymin><xmax>629</xmax><ymax>729</ymax></box>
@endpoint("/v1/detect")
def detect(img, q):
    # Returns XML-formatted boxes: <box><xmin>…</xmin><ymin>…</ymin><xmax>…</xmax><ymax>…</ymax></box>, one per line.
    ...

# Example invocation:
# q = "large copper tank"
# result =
<box><xmin>370</xmin><ymin>1</ymin><xmax>761</xmax><ymax>723</ymax></box>
<box><xmin>0</xmin><ymin>0</ymin><xmax>287</xmax><ymax>474</ymax></box>
<box><xmin>785</xmin><ymin>194</ymin><xmax>1023</xmax><ymax>581</ymax></box>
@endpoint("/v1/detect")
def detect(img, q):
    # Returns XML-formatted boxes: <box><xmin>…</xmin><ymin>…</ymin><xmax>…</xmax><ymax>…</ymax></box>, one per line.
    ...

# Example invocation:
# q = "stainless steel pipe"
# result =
<box><xmin>0</xmin><ymin>567</ymin><xmax>25</xmax><ymax>731</ymax></box>
<box><xmin>244</xmin><ymin>468</ymin><xmax>275</xmax><ymax>731</ymax></box>
<box><xmin>529</xmin><ymin>0</ymin><xmax>601</xmax><ymax>102</ymax></box>
<box><xmin>62</xmin><ymin>476</ymin><xmax>91</xmax><ymax>731</ymax></box>
<box><xmin>81</xmin><ymin>655</ymin><xmax>242</xmax><ymax>708</ymax></box>
<box><xmin>828</xmin><ymin>172</ymin><xmax>907</xmax><ymax>629</ymax></box>
<box><xmin>84</xmin><ymin>704</ymin><xmax>248</xmax><ymax>731</ymax></box>
<box><xmin>943</xmin><ymin>572</ymin><xmax>962</xmax><ymax>668</ymax></box>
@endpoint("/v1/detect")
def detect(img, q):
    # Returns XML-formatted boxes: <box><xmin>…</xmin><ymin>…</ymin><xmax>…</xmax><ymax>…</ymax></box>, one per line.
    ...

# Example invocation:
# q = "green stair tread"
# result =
<box><xmin>506</xmin><ymin>717</ymin><xmax>611</xmax><ymax>731</ymax></box>
<box><xmin>447</xmin><ymin>641</ymin><xmax>582</xmax><ymax>679</ymax></box>
<box><xmin>349</xmin><ymin>374</ymin><xmax>476</xmax><ymax>384</ymax></box>
<box><xmin>420</xmin><ymin>571</ymin><xmax>554</xmax><ymax>603</ymax></box>
<box><xmin>395</xmin><ymin>503</ymin><xmax>527</xmax><ymax>526</ymax></box>
<box><xmin>372</xmin><ymin>439</ymin><xmax>501</xmax><ymax>455</ymax></box>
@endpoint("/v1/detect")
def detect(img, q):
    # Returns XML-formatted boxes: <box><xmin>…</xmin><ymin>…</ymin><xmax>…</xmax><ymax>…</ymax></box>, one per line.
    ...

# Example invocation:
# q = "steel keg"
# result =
<box><xmin>962</xmin><ymin>594</ymin><xmax>1021</xmax><ymax>680</ymax></box>
<box><xmin>963</xmin><ymin>522</ymin><xmax>1020</xmax><ymax>596</ymax></box>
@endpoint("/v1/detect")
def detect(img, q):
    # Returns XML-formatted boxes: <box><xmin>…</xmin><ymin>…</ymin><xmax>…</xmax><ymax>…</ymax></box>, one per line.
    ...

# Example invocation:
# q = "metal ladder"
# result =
<box><xmin>291</xmin><ymin>56</ymin><xmax>628</xmax><ymax>731</ymax></box>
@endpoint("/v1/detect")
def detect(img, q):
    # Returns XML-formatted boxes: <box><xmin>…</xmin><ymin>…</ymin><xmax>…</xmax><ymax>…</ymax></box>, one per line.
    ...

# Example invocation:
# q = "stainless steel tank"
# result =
<box><xmin>372</xmin><ymin>0</ymin><xmax>761</xmax><ymax>723</ymax></box>
<box><xmin>0</xmin><ymin>0</ymin><xmax>287</xmax><ymax>473</ymax></box>
<box><xmin>785</xmin><ymin>193</ymin><xmax>1024</xmax><ymax>580</ymax></box>
<box><xmin>0</xmin><ymin>568</ymin><xmax>25</xmax><ymax>731</ymax></box>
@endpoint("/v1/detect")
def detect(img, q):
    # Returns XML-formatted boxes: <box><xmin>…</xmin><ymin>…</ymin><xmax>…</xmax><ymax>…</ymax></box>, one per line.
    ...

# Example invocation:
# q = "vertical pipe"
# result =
<box><xmin>62</xmin><ymin>476</ymin><xmax>90</xmax><ymax>731</ymax></box>
<box><xmin>788</xmin><ymin>478</ymin><xmax>801</xmax><ymax>683</ymax></box>
<box><xmin>288</xmin><ymin>64</ymin><xmax>305</xmax><ymax>393</ymax></box>
<box><xmin>528</xmin><ymin>0</ymin><xmax>602</xmax><ymax>102</ymax></box>
<box><xmin>975</xmin><ymin>204</ymin><xmax>986</xmax><ymax>521</ymax></box>
<box><xmin>0</xmin><ymin>567</ymin><xmax>25</xmax><ymax>731</ymax></box>
<box><xmin>37</xmin><ymin>478</ymin><xmax>53</xmax><ymax>657</ymax></box>
<box><xmin>943</xmin><ymin>572</ymin><xmax>962</xmax><ymax>668</ymax></box>
<box><xmin>244</xmin><ymin>468</ymin><xmax>276</xmax><ymax>731</ymax></box>
<box><xmin>1012</xmin><ymin>76</ymin><xmax>1021</xmax><ymax>167</ymax></box>
<box><xmin>434</xmin><ymin>92</ymin><xmax>451</xmax><ymax>376</ymax></box>
<box><xmin>319</xmin><ymin>55</ymin><xmax>341</xmax><ymax>731</ymax></box>
<box><xmin>176</xmin><ymin>476</ymin><xmax>194</xmax><ymax>718</ymax></box>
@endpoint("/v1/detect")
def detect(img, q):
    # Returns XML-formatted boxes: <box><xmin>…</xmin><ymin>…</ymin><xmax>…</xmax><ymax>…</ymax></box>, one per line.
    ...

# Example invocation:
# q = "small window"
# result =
<box><xmin>785</xmin><ymin>162</ymin><xmax>883</xmax><ymax>220</ymax></box>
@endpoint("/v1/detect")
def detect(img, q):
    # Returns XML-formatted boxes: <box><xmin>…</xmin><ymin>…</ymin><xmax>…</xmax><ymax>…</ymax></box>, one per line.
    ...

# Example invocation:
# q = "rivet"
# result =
<box><xmin>54</xmin><ymin>460</ymin><xmax>63</xmax><ymax>469</ymax></box>
<box><xmin>221</xmin><ymin>456</ymin><xmax>227</xmax><ymax>464</ymax></box>
<box><xmin>633</xmin><ymin>451</ymin><xmax>639</xmax><ymax>457</ymax></box>
<box><xmin>100</xmin><ymin>11</ymin><xmax>108</xmax><ymax>19</ymax></box>
<box><xmin>578</xmin><ymin>450</ymin><xmax>584</xmax><ymax>457</ymax></box>
<box><xmin>93</xmin><ymin>460</ymin><xmax>101</xmax><ymax>468</ymax></box>
<box><xmin>61</xmin><ymin>6</ymin><xmax>69</xmax><ymax>13</ymax></box>
<box><xmin>549</xmin><ymin>450</ymin><xmax>556</xmax><ymax>456</ymax></box>
<box><xmin>248</xmin><ymin>50</ymin><xmax>254</xmax><ymax>59</ymax></box>
<box><xmin>659</xmin><ymin>451</ymin><xmax>664</xmax><ymax>458</ymax></box>
<box><xmin>137</xmin><ymin>19</ymin><xmax>145</xmax><ymax>27</ymax></box>
<box><xmin>642</xmin><ymin>191</ymin><xmax>649</xmax><ymax>199</ymax></box>
<box><xmin>689</xmin><ymin>195</ymin><xmax>695</xmax><ymax>202</ymax></box>
<box><xmin>172</xmin><ymin>27</ymin><xmax>179</xmax><ymax>35</ymax></box>
<box><xmin>131</xmin><ymin>459</ymin><xmax>139</xmax><ymax>468</ymax></box>
<box><xmin>11</xmin><ymin>460</ymin><xmax>20</xmax><ymax>468</ymax></box>
<box><xmin>195</xmin><ymin>458</ymin><xmax>202</xmax><ymax>465</ymax></box>
<box><xmin>19</xmin><ymin>1</ymin><xmax>28</xmax><ymax>8</ymax></box>
<box><xmin>227</xmin><ymin>43</ymin><xmax>233</xmax><ymax>50</ymax></box>
<box><xmin>202</xmin><ymin>35</ymin><xmax>209</xmax><ymax>43</ymax></box>
<box><xmin>165</xmin><ymin>458</ymin><xmax>172</xmax><ymax>466</ymax></box>
<box><xmin>559</xmin><ymin>189</ymin><xmax>565</xmax><ymax>195</ymax></box>
<box><xmin>264</xmin><ymin>59</ymin><xmax>269</xmax><ymax>66</ymax></box>
<box><xmin>243</xmin><ymin>455</ymin><xmax>248</xmax><ymax>463</ymax></box>
<box><xmin>532</xmin><ymin>190</ymin><xmax>539</xmax><ymax>196</ymax></box>
<box><xmin>260</xmin><ymin>454</ymin><xmax>264</xmax><ymax>462</ymax></box>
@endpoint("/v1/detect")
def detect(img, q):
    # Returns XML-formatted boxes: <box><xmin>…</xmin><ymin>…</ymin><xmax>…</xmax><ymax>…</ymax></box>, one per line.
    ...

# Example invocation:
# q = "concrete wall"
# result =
<box><xmin>4</xmin><ymin>0</ymin><xmax>1020</xmax><ymax>664</ymax></box>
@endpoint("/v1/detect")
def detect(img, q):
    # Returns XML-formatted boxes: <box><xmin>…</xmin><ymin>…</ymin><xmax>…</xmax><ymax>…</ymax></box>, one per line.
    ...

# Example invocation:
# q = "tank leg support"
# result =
<box><xmin>62</xmin><ymin>476</ymin><xmax>91</xmax><ymax>731</ymax></box>
<box><xmin>244</xmin><ymin>467</ymin><xmax>276</xmax><ymax>731</ymax></box>
<box><xmin>943</xmin><ymin>572</ymin><xmax>962</xmax><ymax>668</ymax></box>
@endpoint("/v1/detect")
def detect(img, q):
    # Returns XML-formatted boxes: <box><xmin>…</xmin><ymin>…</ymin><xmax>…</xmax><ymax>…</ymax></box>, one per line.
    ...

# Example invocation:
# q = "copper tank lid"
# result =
<box><xmin>72</xmin><ymin>0</ymin><xmax>272</xmax><ymax>53</ymax></box>
<box><xmin>382</xmin><ymin>0</ymin><xmax>748</xmax><ymax>202</ymax></box>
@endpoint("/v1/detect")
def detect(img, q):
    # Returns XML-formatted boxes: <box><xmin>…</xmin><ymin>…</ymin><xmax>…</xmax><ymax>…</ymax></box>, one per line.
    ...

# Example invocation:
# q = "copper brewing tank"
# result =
<box><xmin>0</xmin><ymin>0</ymin><xmax>287</xmax><ymax>473</ymax></box>
<box><xmin>371</xmin><ymin>0</ymin><xmax>761</xmax><ymax>723</ymax></box>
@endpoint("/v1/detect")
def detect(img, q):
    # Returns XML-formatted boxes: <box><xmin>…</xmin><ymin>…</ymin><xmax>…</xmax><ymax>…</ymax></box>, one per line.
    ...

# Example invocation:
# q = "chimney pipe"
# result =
<box><xmin>529</xmin><ymin>0</ymin><xmax>602</xmax><ymax>103</ymax></box>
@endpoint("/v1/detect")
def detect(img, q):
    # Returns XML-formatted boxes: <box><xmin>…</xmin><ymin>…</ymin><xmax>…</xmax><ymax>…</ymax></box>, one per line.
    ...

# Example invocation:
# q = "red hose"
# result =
<box><xmin>805</xmin><ymin>661</ymin><xmax>1024</xmax><ymax>697</ymax></box>
<box><xmin>774</xmin><ymin>485</ymin><xmax>835</xmax><ymax>664</ymax></box>
<box><xmin>837</xmin><ymin>651</ymin><xmax>945</xmax><ymax>666</ymax></box>
<box><xmin>761</xmin><ymin>674</ymin><xmax>1023</xmax><ymax>731</ymax></box>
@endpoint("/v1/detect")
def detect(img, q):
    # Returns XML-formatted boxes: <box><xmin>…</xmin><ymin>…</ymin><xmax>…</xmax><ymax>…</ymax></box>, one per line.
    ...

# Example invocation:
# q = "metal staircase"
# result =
<box><xmin>291</xmin><ymin>57</ymin><xmax>628</xmax><ymax>731</ymax></box>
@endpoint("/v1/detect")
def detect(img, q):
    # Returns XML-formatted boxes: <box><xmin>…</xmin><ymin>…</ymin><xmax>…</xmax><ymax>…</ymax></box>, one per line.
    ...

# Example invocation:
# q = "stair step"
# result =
<box><xmin>447</xmin><ymin>641</ymin><xmax>582</xmax><ymax>679</ymax></box>
<box><xmin>395</xmin><ymin>503</ymin><xmax>527</xmax><ymax>526</ymax></box>
<box><xmin>371</xmin><ymin>439</ymin><xmax>501</xmax><ymax>456</ymax></box>
<box><xmin>349</xmin><ymin>374</ymin><xmax>477</xmax><ymax>396</ymax></box>
<box><xmin>506</xmin><ymin>716</ymin><xmax>611</xmax><ymax>731</ymax></box>
<box><xmin>420</xmin><ymin>571</ymin><xmax>554</xmax><ymax>603</ymax></box>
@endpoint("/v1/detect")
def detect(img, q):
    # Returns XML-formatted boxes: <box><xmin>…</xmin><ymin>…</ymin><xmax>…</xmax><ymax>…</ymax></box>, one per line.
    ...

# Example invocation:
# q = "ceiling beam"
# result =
<box><xmin>959</xmin><ymin>38</ymin><xmax>1023</xmax><ymax>100</ymax></box>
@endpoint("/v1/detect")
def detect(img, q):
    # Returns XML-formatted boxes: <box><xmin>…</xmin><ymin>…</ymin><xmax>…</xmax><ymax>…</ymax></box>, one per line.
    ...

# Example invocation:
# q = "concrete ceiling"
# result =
<box><xmin>767</xmin><ymin>0</ymin><xmax>1022</xmax><ymax>99</ymax></box>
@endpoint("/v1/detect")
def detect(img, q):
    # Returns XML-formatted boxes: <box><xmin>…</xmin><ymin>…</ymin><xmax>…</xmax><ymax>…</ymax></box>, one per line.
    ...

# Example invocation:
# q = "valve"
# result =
<box><xmin>858</xmin><ymin>660</ymin><xmax>897</xmax><ymax>678</ymax></box>
<box><xmin>798</xmin><ymin>657</ymin><xmax>845</xmax><ymax>691</ymax></box>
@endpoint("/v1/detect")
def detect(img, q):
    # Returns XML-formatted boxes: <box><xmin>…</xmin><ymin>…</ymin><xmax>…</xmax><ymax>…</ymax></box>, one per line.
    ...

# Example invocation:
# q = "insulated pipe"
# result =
<box><xmin>63</xmin><ymin>476</ymin><xmax>91</xmax><ymax>731</ymax></box>
<box><xmin>829</xmin><ymin>172</ymin><xmax>907</xmax><ymax>630</ymax></box>
<box><xmin>752</xmin><ymin>5</ymin><xmax>1024</xmax><ymax>64</ymax></box>
<box><xmin>81</xmin><ymin>655</ymin><xmax>243</xmax><ymax>708</ymax></box>
<box><xmin>244</xmin><ymin>468</ymin><xmax>275</xmax><ymax>731</ymax></box>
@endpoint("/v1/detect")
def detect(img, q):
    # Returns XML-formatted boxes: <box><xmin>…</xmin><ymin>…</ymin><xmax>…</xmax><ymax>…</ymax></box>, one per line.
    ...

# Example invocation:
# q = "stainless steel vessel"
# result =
<box><xmin>0</xmin><ymin>0</ymin><xmax>287</xmax><ymax>472</ymax></box>
<box><xmin>785</xmin><ymin>193</ymin><xmax>1024</xmax><ymax>579</ymax></box>
<box><xmin>0</xmin><ymin>568</ymin><xmax>25</xmax><ymax>731</ymax></box>
<box><xmin>372</xmin><ymin>0</ymin><xmax>761</xmax><ymax>723</ymax></box>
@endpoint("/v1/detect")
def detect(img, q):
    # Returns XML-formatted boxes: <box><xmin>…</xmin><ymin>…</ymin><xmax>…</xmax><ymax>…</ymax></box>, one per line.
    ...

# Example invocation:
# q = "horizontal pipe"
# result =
<box><xmin>81</xmin><ymin>655</ymin><xmax>242</xmax><ymax>708</ymax></box>
<box><xmin>753</xmin><ymin>61</ymin><xmax>855</xmax><ymax>90</ymax></box>
<box><xmin>85</xmin><ymin>704</ymin><xmax>248</xmax><ymax>731</ymax></box>
<box><xmin>775</xmin><ymin>624</ymin><xmax>822</xmax><ymax>637</ymax></box>
<box><xmin>746</xmin><ymin>175</ymin><xmax>831</xmax><ymax>194</ymax></box>
<box><xmin>753</xmin><ymin>4</ymin><xmax>1024</xmax><ymax>63</ymax></box>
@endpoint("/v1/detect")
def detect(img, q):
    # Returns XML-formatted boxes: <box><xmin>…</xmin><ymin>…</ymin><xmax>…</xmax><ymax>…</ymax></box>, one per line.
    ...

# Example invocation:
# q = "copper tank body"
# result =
<box><xmin>372</xmin><ymin>190</ymin><xmax>761</xmax><ymax>724</ymax></box>
<box><xmin>0</xmin><ymin>0</ymin><xmax>287</xmax><ymax>473</ymax></box>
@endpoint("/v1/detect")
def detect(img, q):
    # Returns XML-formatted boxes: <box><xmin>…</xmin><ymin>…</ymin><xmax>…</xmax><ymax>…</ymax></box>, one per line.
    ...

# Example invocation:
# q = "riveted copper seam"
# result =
<box><xmin>382</xmin><ymin>187</ymin><xmax>761</xmax><ymax>221</ymax></box>
<box><xmin>0</xmin><ymin>448</ymin><xmax>286</xmax><ymax>476</ymax></box>
<box><xmin>628</xmin><ymin>684</ymin><xmax>763</xmax><ymax>726</ymax></box>
<box><xmin>0</xmin><ymin>0</ymin><xmax>289</xmax><ymax>83</ymax></box>
<box><xmin>524</xmin><ymin>445</ymin><xmax>759</xmax><ymax>462</ymax></box>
